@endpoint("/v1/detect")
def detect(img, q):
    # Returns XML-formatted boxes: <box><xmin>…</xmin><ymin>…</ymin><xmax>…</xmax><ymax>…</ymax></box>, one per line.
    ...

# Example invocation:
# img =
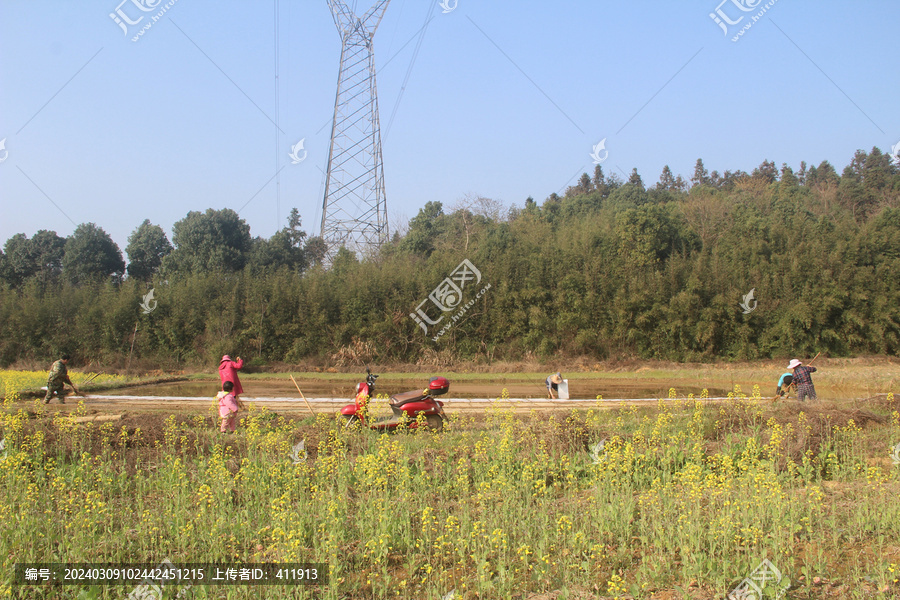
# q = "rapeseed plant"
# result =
<box><xmin>1</xmin><ymin>385</ymin><xmax>899</xmax><ymax>598</ymax></box>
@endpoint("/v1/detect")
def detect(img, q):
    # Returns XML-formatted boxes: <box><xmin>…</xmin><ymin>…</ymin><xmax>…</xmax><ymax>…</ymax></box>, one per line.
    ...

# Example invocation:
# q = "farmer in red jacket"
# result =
<box><xmin>219</xmin><ymin>355</ymin><xmax>245</xmax><ymax>404</ymax></box>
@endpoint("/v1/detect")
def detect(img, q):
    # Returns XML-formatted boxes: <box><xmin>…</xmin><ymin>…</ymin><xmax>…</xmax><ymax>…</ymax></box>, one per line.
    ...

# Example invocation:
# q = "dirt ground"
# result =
<box><xmin>95</xmin><ymin>378</ymin><xmax>730</xmax><ymax>401</ymax></box>
<box><xmin>37</xmin><ymin>376</ymin><xmax>728</xmax><ymax>417</ymax></box>
<box><xmin>20</xmin><ymin>357</ymin><xmax>898</xmax><ymax>418</ymax></box>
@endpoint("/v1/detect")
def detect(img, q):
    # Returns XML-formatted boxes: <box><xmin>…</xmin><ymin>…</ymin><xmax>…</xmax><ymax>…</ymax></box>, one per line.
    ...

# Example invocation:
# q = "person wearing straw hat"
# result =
<box><xmin>788</xmin><ymin>359</ymin><xmax>817</xmax><ymax>401</ymax></box>
<box><xmin>546</xmin><ymin>372</ymin><xmax>563</xmax><ymax>399</ymax></box>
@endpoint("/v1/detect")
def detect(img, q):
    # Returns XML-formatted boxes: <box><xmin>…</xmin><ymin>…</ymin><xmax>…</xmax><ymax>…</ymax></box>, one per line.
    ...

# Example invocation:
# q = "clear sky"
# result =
<box><xmin>1</xmin><ymin>0</ymin><xmax>897</xmax><ymax>252</ymax></box>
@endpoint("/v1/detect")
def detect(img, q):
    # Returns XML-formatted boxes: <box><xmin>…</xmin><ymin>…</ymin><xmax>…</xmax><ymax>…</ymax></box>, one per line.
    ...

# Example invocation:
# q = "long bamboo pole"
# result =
<box><xmin>289</xmin><ymin>375</ymin><xmax>315</xmax><ymax>417</ymax></box>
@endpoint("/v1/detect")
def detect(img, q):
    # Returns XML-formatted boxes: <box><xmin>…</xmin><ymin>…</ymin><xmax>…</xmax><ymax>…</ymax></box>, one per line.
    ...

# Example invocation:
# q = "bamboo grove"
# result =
<box><xmin>1</xmin><ymin>149</ymin><xmax>899</xmax><ymax>367</ymax></box>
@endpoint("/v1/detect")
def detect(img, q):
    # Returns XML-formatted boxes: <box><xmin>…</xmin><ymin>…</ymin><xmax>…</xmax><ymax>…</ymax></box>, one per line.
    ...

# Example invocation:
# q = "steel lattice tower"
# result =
<box><xmin>321</xmin><ymin>0</ymin><xmax>390</xmax><ymax>259</ymax></box>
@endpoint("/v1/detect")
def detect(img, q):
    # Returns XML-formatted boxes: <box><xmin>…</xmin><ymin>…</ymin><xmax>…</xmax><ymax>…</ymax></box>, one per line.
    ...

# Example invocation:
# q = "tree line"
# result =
<box><xmin>1</xmin><ymin>148</ymin><xmax>898</xmax><ymax>367</ymax></box>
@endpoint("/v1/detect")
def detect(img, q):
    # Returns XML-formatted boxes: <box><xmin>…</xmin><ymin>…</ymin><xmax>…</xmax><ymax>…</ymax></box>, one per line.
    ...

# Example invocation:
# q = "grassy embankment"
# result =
<box><xmin>197</xmin><ymin>357</ymin><xmax>900</xmax><ymax>400</ymax></box>
<box><xmin>0</xmin><ymin>370</ymin><xmax>187</xmax><ymax>401</ymax></box>
<box><xmin>4</xmin><ymin>357</ymin><xmax>895</xmax><ymax>401</ymax></box>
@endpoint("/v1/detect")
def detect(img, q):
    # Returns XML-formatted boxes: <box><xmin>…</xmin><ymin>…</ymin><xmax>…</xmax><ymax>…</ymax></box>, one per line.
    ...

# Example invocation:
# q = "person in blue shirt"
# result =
<box><xmin>775</xmin><ymin>371</ymin><xmax>794</xmax><ymax>400</ymax></box>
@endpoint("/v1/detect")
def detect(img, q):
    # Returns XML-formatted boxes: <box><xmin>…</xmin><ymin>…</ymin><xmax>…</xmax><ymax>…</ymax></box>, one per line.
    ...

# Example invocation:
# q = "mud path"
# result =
<box><xmin>98</xmin><ymin>378</ymin><xmax>730</xmax><ymax>402</ymax></box>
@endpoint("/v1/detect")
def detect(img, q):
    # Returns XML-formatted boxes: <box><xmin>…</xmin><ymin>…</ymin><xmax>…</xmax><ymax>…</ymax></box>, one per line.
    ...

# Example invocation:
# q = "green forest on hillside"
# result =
<box><xmin>1</xmin><ymin>149</ymin><xmax>899</xmax><ymax>367</ymax></box>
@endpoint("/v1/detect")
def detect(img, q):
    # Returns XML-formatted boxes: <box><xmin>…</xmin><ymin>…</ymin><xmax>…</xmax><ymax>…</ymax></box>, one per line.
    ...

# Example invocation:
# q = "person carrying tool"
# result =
<box><xmin>788</xmin><ymin>358</ymin><xmax>818</xmax><ymax>401</ymax></box>
<box><xmin>44</xmin><ymin>354</ymin><xmax>78</xmax><ymax>404</ymax></box>
<box><xmin>546</xmin><ymin>372</ymin><xmax>563</xmax><ymax>399</ymax></box>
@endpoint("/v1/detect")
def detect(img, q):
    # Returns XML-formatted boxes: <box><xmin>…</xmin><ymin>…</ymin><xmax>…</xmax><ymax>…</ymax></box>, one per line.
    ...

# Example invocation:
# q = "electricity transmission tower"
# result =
<box><xmin>321</xmin><ymin>0</ymin><xmax>390</xmax><ymax>260</ymax></box>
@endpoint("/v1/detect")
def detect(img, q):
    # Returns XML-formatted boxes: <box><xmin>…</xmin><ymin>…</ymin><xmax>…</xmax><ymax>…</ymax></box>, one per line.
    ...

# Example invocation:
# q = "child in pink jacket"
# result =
<box><xmin>218</xmin><ymin>381</ymin><xmax>240</xmax><ymax>433</ymax></box>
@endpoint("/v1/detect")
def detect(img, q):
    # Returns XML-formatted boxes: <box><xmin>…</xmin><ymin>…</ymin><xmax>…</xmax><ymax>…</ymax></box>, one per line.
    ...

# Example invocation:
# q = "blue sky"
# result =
<box><xmin>1</xmin><ymin>0</ymin><xmax>897</xmax><ymax>252</ymax></box>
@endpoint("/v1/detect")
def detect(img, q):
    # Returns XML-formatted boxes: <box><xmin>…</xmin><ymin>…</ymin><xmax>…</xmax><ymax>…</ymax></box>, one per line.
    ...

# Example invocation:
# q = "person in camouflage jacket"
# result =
<box><xmin>44</xmin><ymin>355</ymin><xmax>78</xmax><ymax>404</ymax></box>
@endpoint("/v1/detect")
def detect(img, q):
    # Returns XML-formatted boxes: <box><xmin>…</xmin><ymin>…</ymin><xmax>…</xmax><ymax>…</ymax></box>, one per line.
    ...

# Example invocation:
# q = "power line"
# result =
<box><xmin>274</xmin><ymin>0</ymin><xmax>281</xmax><ymax>229</ymax></box>
<box><xmin>384</xmin><ymin>0</ymin><xmax>435</xmax><ymax>142</ymax></box>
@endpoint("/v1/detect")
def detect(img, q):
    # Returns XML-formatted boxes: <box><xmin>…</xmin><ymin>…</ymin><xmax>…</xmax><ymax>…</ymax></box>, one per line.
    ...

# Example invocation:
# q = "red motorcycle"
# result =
<box><xmin>340</xmin><ymin>368</ymin><xmax>449</xmax><ymax>431</ymax></box>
